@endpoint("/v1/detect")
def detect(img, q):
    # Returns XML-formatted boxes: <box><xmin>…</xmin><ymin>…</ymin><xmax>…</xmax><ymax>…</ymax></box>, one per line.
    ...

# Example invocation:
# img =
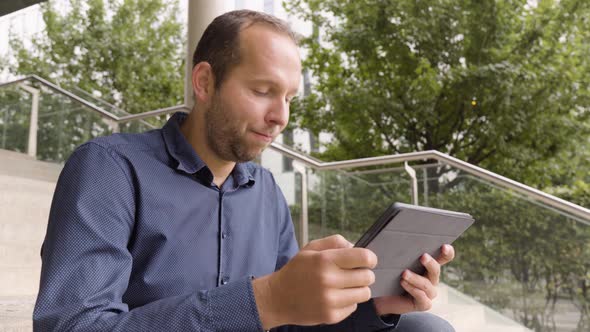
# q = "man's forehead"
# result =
<box><xmin>234</xmin><ymin>23</ymin><xmax>301</xmax><ymax>78</ymax></box>
<box><xmin>238</xmin><ymin>20</ymin><xmax>296</xmax><ymax>44</ymax></box>
<box><xmin>237</xmin><ymin>22</ymin><xmax>300</xmax><ymax>58</ymax></box>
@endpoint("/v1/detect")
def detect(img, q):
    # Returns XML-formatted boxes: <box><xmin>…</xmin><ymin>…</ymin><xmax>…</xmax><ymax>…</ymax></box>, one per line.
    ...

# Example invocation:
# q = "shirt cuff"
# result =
<box><xmin>206</xmin><ymin>276</ymin><xmax>264</xmax><ymax>331</ymax></box>
<box><xmin>351</xmin><ymin>299</ymin><xmax>400</xmax><ymax>331</ymax></box>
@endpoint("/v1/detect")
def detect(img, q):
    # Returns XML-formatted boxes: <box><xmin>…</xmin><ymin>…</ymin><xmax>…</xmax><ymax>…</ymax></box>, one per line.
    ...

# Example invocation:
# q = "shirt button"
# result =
<box><xmin>221</xmin><ymin>277</ymin><xmax>229</xmax><ymax>285</ymax></box>
<box><xmin>222</xmin><ymin>232</ymin><xmax>228</xmax><ymax>239</ymax></box>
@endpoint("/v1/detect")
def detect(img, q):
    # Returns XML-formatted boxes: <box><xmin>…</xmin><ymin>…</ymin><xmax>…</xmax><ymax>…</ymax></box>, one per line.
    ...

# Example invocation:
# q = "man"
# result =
<box><xmin>34</xmin><ymin>10</ymin><xmax>455</xmax><ymax>331</ymax></box>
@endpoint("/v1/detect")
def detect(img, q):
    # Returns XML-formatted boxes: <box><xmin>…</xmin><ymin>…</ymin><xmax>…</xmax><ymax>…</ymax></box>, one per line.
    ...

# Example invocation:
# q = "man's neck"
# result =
<box><xmin>180</xmin><ymin>110</ymin><xmax>235</xmax><ymax>188</ymax></box>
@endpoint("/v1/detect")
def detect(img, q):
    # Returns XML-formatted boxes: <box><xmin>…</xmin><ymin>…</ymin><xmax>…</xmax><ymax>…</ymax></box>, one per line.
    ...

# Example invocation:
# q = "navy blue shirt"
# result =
<box><xmin>34</xmin><ymin>112</ymin><xmax>397</xmax><ymax>331</ymax></box>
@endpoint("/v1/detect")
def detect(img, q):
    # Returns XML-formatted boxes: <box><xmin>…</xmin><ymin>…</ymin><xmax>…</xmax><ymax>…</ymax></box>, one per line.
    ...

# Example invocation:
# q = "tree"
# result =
<box><xmin>285</xmin><ymin>1</ymin><xmax>590</xmax><ymax>330</ymax></box>
<box><xmin>286</xmin><ymin>0</ymin><xmax>590</xmax><ymax>189</ymax></box>
<box><xmin>7</xmin><ymin>0</ymin><xmax>184</xmax><ymax>115</ymax></box>
<box><xmin>2</xmin><ymin>0</ymin><xmax>184</xmax><ymax>162</ymax></box>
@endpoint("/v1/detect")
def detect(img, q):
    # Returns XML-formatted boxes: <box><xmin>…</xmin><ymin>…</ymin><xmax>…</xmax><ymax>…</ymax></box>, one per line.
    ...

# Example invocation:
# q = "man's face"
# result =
<box><xmin>204</xmin><ymin>24</ymin><xmax>301</xmax><ymax>163</ymax></box>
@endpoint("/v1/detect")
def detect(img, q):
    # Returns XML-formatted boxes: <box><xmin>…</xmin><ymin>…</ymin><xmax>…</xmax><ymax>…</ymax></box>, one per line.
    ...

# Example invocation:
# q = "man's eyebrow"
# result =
<box><xmin>247</xmin><ymin>77</ymin><xmax>300</xmax><ymax>95</ymax></box>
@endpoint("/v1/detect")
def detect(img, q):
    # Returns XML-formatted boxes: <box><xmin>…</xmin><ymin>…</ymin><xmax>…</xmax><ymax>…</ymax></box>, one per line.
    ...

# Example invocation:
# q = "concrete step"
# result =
<box><xmin>433</xmin><ymin>283</ymin><xmax>449</xmax><ymax>305</ymax></box>
<box><xmin>0</xmin><ymin>244</ymin><xmax>42</xmax><ymax>267</ymax></box>
<box><xmin>0</xmin><ymin>149</ymin><xmax>62</xmax><ymax>183</ymax></box>
<box><xmin>0</xmin><ymin>267</ymin><xmax>41</xmax><ymax>296</ymax></box>
<box><xmin>430</xmin><ymin>283</ymin><xmax>533</xmax><ymax>332</ymax></box>
<box><xmin>0</xmin><ymin>222</ymin><xmax>46</xmax><ymax>244</ymax></box>
<box><xmin>429</xmin><ymin>302</ymin><xmax>486</xmax><ymax>332</ymax></box>
<box><xmin>0</xmin><ymin>170</ymin><xmax>54</xmax><ymax>297</ymax></box>
<box><xmin>476</xmin><ymin>325</ymin><xmax>531</xmax><ymax>332</ymax></box>
<box><xmin>0</xmin><ymin>296</ymin><xmax>35</xmax><ymax>332</ymax></box>
<box><xmin>0</xmin><ymin>174</ymin><xmax>55</xmax><ymax>215</ymax></box>
<box><xmin>0</xmin><ymin>149</ymin><xmax>36</xmax><ymax>161</ymax></box>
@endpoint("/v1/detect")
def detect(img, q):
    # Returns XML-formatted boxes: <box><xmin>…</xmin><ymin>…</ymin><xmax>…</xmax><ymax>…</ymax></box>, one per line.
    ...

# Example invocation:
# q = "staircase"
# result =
<box><xmin>429</xmin><ymin>284</ymin><xmax>532</xmax><ymax>332</ymax></box>
<box><xmin>0</xmin><ymin>148</ymin><xmax>534</xmax><ymax>332</ymax></box>
<box><xmin>0</xmin><ymin>149</ymin><xmax>60</xmax><ymax>332</ymax></box>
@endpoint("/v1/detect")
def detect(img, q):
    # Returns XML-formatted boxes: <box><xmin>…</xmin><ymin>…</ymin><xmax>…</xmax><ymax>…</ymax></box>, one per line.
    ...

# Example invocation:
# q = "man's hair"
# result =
<box><xmin>192</xmin><ymin>9</ymin><xmax>298</xmax><ymax>90</ymax></box>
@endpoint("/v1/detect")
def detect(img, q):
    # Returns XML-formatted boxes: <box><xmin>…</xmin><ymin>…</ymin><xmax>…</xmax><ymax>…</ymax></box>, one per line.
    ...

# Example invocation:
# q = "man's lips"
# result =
<box><xmin>252</xmin><ymin>131</ymin><xmax>274</xmax><ymax>142</ymax></box>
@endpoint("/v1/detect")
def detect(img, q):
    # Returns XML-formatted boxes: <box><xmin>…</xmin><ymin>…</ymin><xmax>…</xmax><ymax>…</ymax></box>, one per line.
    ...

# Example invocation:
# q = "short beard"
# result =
<box><xmin>204</xmin><ymin>94</ymin><xmax>263</xmax><ymax>163</ymax></box>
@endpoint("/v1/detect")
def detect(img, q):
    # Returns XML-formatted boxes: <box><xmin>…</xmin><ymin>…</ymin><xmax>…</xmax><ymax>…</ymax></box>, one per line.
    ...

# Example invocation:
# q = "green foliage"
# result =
<box><xmin>306</xmin><ymin>165</ymin><xmax>590</xmax><ymax>331</ymax></box>
<box><xmin>286</xmin><ymin>0</ymin><xmax>590</xmax><ymax>189</ymax></box>
<box><xmin>8</xmin><ymin>0</ymin><xmax>184</xmax><ymax>114</ymax></box>
<box><xmin>284</xmin><ymin>4</ymin><xmax>590</xmax><ymax>326</ymax></box>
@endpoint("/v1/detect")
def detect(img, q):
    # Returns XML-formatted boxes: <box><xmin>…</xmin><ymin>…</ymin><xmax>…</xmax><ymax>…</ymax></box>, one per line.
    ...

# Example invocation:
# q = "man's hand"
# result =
<box><xmin>252</xmin><ymin>235</ymin><xmax>377</xmax><ymax>329</ymax></box>
<box><xmin>373</xmin><ymin>244</ymin><xmax>455</xmax><ymax>315</ymax></box>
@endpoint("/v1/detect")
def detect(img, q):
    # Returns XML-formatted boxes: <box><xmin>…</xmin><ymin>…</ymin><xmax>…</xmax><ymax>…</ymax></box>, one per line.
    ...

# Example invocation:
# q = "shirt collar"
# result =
<box><xmin>162</xmin><ymin>112</ymin><xmax>255</xmax><ymax>188</ymax></box>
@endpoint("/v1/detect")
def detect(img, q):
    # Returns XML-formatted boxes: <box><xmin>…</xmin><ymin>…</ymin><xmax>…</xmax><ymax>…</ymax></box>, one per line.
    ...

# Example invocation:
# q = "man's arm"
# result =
<box><xmin>256</xmin><ymin>189</ymin><xmax>455</xmax><ymax>330</ymax></box>
<box><xmin>34</xmin><ymin>143</ymin><xmax>265</xmax><ymax>332</ymax></box>
<box><xmin>252</xmin><ymin>186</ymin><xmax>398</xmax><ymax>331</ymax></box>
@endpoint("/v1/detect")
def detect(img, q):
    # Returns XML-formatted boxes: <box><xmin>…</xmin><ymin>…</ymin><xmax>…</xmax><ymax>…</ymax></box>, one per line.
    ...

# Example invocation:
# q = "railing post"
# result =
<box><xmin>1</xmin><ymin>106</ymin><xmax>8</xmax><ymax>149</ymax></box>
<box><xmin>19</xmin><ymin>84</ymin><xmax>40</xmax><ymax>158</ymax></box>
<box><xmin>423</xmin><ymin>167</ymin><xmax>429</xmax><ymax>206</ymax></box>
<box><xmin>293</xmin><ymin>162</ymin><xmax>309</xmax><ymax>247</ymax></box>
<box><xmin>404</xmin><ymin>161</ymin><xmax>418</xmax><ymax>205</ymax></box>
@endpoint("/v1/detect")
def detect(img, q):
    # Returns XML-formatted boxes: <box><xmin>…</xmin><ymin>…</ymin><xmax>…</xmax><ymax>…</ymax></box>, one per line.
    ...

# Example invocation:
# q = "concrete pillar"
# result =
<box><xmin>184</xmin><ymin>0</ymin><xmax>228</xmax><ymax>110</ymax></box>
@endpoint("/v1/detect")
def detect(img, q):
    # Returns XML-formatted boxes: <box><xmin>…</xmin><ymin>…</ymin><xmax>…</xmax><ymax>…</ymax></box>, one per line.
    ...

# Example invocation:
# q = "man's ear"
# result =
<box><xmin>192</xmin><ymin>62</ymin><xmax>215</xmax><ymax>105</ymax></box>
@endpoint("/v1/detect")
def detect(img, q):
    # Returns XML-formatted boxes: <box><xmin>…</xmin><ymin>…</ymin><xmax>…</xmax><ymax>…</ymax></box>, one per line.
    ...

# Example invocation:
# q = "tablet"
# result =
<box><xmin>355</xmin><ymin>202</ymin><xmax>474</xmax><ymax>298</ymax></box>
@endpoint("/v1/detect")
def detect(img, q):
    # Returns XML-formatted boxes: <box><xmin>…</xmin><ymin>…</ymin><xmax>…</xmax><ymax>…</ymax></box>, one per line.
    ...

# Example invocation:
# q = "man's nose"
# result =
<box><xmin>265</xmin><ymin>98</ymin><xmax>289</xmax><ymax>128</ymax></box>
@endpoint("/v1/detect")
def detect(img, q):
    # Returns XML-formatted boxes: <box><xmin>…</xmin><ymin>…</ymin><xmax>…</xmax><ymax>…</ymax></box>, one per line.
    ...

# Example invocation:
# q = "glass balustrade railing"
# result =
<box><xmin>309</xmin><ymin>162</ymin><xmax>589</xmax><ymax>331</ymax></box>
<box><xmin>35</xmin><ymin>85</ymin><xmax>115</xmax><ymax>162</ymax></box>
<box><xmin>0</xmin><ymin>84</ymin><xmax>31</xmax><ymax>153</ymax></box>
<box><xmin>1</xmin><ymin>75</ymin><xmax>589</xmax><ymax>331</ymax></box>
<box><xmin>69</xmin><ymin>85</ymin><xmax>131</xmax><ymax>118</ymax></box>
<box><xmin>259</xmin><ymin>148</ymin><xmax>306</xmax><ymax>245</ymax></box>
<box><xmin>306</xmin><ymin>167</ymin><xmax>412</xmax><ymax>242</ymax></box>
<box><xmin>412</xmin><ymin>164</ymin><xmax>590</xmax><ymax>332</ymax></box>
<box><xmin>118</xmin><ymin>114</ymin><xmax>170</xmax><ymax>134</ymax></box>
<box><xmin>0</xmin><ymin>77</ymin><xmax>183</xmax><ymax>163</ymax></box>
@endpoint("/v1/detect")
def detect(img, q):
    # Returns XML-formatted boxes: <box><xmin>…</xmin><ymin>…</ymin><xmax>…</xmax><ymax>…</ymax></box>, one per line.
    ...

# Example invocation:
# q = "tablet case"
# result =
<box><xmin>355</xmin><ymin>202</ymin><xmax>474</xmax><ymax>298</ymax></box>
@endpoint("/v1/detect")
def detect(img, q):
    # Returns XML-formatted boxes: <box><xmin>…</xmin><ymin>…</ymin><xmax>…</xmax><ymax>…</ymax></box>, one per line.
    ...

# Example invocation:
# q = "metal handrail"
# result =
<box><xmin>0</xmin><ymin>75</ymin><xmax>190</xmax><ymax>123</ymax></box>
<box><xmin>2</xmin><ymin>75</ymin><xmax>589</xmax><ymax>222</ymax></box>
<box><xmin>269</xmin><ymin>142</ymin><xmax>590</xmax><ymax>222</ymax></box>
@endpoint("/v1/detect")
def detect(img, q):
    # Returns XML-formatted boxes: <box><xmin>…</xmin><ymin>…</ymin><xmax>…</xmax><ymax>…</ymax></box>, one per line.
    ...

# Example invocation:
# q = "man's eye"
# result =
<box><xmin>253</xmin><ymin>89</ymin><xmax>269</xmax><ymax>96</ymax></box>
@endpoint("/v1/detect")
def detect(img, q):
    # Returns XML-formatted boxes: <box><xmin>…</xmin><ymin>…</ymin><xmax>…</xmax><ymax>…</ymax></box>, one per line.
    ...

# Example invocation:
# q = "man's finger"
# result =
<box><xmin>322</xmin><ymin>248</ymin><xmax>378</xmax><ymax>270</ymax></box>
<box><xmin>303</xmin><ymin>234</ymin><xmax>354</xmax><ymax>251</ymax></box>
<box><xmin>328</xmin><ymin>268</ymin><xmax>376</xmax><ymax>289</ymax></box>
<box><xmin>420</xmin><ymin>253</ymin><xmax>441</xmax><ymax>286</ymax></box>
<box><xmin>401</xmin><ymin>280</ymin><xmax>432</xmax><ymax>311</ymax></box>
<box><xmin>401</xmin><ymin>269</ymin><xmax>437</xmax><ymax>299</ymax></box>
<box><xmin>435</xmin><ymin>244</ymin><xmax>455</xmax><ymax>266</ymax></box>
<box><xmin>332</xmin><ymin>287</ymin><xmax>372</xmax><ymax>307</ymax></box>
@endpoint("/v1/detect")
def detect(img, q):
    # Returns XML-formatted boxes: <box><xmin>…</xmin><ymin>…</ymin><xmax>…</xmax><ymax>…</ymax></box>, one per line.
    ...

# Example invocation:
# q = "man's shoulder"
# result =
<box><xmin>79</xmin><ymin>129</ymin><xmax>164</xmax><ymax>157</ymax></box>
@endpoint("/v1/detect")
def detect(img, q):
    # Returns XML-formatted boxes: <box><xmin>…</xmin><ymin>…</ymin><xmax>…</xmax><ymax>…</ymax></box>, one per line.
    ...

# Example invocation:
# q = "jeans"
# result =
<box><xmin>394</xmin><ymin>312</ymin><xmax>455</xmax><ymax>332</ymax></box>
